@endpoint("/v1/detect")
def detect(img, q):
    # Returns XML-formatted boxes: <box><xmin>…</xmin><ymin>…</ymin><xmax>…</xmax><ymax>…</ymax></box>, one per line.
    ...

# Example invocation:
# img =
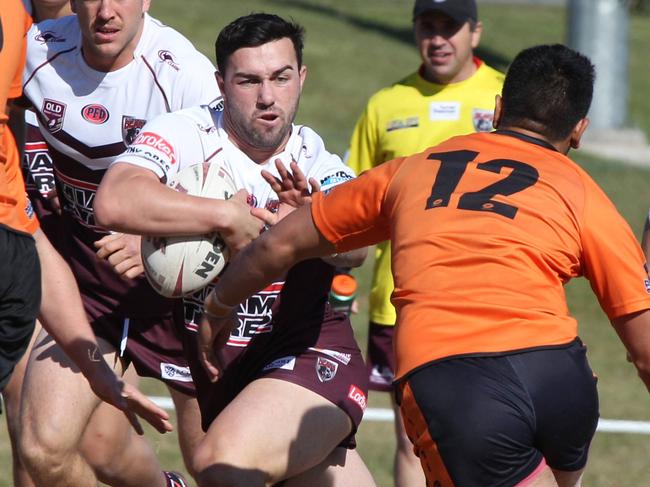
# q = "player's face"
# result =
<box><xmin>71</xmin><ymin>0</ymin><xmax>150</xmax><ymax>72</ymax></box>
<box><xmin>415</xmin><ymin>12</ymin><xmax>482</xmax><ymax>84</ymax></box>
<box><xmin>217</xmin><ymin>37</ymin><xmax>307</xmax><ymax>160</ymax></box>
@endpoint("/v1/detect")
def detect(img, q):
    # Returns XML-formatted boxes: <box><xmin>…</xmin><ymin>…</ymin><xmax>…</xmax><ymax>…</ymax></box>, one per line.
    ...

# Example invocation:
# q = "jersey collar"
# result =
<box><xmin>494</xmin><ymin>129</ymin><xmax>559</xmax><ymax>153</ymax></box>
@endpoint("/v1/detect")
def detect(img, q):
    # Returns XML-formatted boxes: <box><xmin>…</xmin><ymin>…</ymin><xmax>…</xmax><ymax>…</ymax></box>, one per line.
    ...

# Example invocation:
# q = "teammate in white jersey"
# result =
<box><xmin>17</xmin><ymin>1</ymin><xmax>243</xmax><ymax>486</ymax></box>
<box><xmin>96</xmin><ymin>13</ymin><xmax>376</xmax><ymax>487</ymax></box>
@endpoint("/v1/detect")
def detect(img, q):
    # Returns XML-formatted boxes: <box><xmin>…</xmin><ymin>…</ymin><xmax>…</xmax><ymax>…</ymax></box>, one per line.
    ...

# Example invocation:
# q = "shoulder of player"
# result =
<box><xmin>26</xmin><ymin>16</ymin><xmax>79</xmax><ymax>57</ymax></box>
<box><xmin>146</xmin><ymin>105</ymin><xmax>215</xmax><ymax>134</ymax></box>
<box><xmin>138</xmin><ymin>15</ymin><xmax>214</xmax><ymax>75</ymax></box>
<box><xmin>473</xmin><ymin>62</ymin><xmax>505</xmax><ymax>87</ymax></box>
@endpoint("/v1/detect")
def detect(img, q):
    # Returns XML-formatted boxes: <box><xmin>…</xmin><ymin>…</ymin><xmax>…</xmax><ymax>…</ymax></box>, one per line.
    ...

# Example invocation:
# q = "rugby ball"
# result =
<box><xmin>141</xmin><ymin>162</ymin><xmax>236</xmax><ymax>298</ymax></box>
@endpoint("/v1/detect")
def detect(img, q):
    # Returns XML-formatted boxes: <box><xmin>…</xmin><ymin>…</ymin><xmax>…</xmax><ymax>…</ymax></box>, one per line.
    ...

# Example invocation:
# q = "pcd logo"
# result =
<box><xmin>158</xmin><ymin>50</ymin><xmax>179</xmax><ymax>70</ymax></box>
<box><xmin>42</xmin><ymin>99</ymin><xmax>66</xmax><ymax>133</ymax></box>
<box><xmin>82</xmin><ymin>104</ymin><xmax>109</xmax><ymax>124</ymax></box>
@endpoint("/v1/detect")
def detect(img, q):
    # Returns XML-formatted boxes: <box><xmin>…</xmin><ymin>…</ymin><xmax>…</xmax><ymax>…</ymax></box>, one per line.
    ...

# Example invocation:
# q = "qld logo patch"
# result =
<box><xmin>42</xmin><ymin>99</ymin><xmax>66</xmax><ymax>133</ymax></box>
<box><xmin>82</xmin><ymin>104</ymin><xmax>110</xmax><ymax>124</ymax></box>
<box><xmin>122</xmin><ymin>116</ymin><xmax>147</xmax><ymax>145</ymax></box>
<box><xmin>472</xmin><ymin>108</ymin><xmax>494</xmax><ymax>132</ymax></box>
<box><xmin>316</xmin><ymin>357</ymin><xmax>338</xmax><ymax>382</ymax></box>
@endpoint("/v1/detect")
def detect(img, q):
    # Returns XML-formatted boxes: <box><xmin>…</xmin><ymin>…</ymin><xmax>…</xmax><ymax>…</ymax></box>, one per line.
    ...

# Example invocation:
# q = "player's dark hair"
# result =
<box><xmin>499</xmin><ymin>44</ymin><xmax>595</xmax><ymax>141</ymax></box>
<box><xmin>215</xmin><ymin>13</ymin><xmax>305</xmax><ymax>75</ymax></box>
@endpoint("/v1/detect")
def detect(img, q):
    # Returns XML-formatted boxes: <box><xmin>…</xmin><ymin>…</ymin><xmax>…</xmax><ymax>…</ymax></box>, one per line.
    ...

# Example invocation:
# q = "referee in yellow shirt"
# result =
<box><xmin>346</xmin><ymin>1</ymin><xmax>504</xmax><ymax>485</ymax></box>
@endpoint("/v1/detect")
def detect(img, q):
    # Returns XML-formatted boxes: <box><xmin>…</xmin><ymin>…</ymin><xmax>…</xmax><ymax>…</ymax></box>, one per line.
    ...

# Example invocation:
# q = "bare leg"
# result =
<box><xmin>284</xmin><ymin>447</ymin><xmax>376</xmax><ymax>487</ymax></box>
<box><xmin>3</xmin><ymin>321</ymin><xmax>40</xmax><ymax>487</ymax></box>
<box><xmin>19</xmin><ymin>330</ymin><xmax>167</xmax><ymax>487</ymax></box>
<box><xmin>193</xmin><ymin>378</ymin><xmax>367</xmax><ymax>487</ymax></box>
<box><xmin>392</xmin><ymin>396</ymin><xmax>426</xmax><ymax>486</ymax></box>
<box><xmin>169</xmin><ymin>386</ymin><xmax>205</xmax><ymax>480</ymax></box>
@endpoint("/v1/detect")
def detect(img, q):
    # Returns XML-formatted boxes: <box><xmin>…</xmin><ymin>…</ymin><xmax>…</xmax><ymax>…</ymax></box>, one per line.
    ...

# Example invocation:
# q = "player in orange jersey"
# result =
<box><xmin>199</xmin><ymin>44</ymin><xmax>650</xmax><ymax>487</ymax></box>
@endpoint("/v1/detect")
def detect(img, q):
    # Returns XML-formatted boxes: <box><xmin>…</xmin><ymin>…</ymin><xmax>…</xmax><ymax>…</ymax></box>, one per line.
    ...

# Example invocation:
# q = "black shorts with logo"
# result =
<box><xmin>0</xmin><ymin>226</ymin><xmax>41</xmax><ymax>392</ymax></box>
<box><xmin>398</xmin><ymin>338</ymin><xmax>599</xmax><ymax>487</ymax></box>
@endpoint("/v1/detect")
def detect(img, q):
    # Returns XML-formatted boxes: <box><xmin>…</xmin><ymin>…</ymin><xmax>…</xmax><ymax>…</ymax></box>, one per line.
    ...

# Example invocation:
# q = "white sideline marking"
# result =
<box><xmin>149</xmin><ymin>396</ymin><xmax>650</xmax><ymax>435</ymax></box>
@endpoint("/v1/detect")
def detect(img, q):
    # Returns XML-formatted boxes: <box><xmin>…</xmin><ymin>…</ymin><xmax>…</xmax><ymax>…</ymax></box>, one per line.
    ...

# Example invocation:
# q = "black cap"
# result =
<box><xmin>413</xmin><ymin>0</ymin><xmax>478</xmax><ymax>23</ymax></box>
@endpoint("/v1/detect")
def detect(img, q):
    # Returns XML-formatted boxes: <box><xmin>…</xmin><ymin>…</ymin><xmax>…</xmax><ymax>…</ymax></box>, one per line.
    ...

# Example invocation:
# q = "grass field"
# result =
<box><xmin>2</xmin><ymin>1</ymin><xmax>650</xmax><ymax>486</ymax></box>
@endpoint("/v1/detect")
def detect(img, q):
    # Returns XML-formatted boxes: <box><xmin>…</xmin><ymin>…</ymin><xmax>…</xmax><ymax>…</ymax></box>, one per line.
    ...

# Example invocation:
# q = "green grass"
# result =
<box><xmin>3</xmin><ymin>2</ymin><xmax>650</xmax><ymax>486</ymax></box>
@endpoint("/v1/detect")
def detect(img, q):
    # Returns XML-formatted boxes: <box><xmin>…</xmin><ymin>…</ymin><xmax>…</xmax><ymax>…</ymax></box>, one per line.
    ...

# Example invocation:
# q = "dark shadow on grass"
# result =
<box><xmin>268</xmin><ymin>0</ymin><xmax>511</xmax><ymax>71</ymax></box>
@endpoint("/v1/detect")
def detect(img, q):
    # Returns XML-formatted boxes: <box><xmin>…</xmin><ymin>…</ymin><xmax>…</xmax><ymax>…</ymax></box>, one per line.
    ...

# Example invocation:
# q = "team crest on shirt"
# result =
<box><xmin>158</xmin><ymin>50</ymin><xmax>179</xmax><ymax>71</ymax></box>
<box><xmin>316</xmin><ymin>357</ymin><xmax>338</xmax><ymax>382</ymax></box>
<box><xmin>122</xmin><ymin>116</ymin><xmax>147</xmax><ymax>145</ymax></box>
<box><xmin>41</xmin><ymin>99</ymin><xmax>66</xmax><ymax>133</ymax></box>
<box><xmin>472</xmin><ymin>108</ymin><xmax>494</xmax><ymax>132</ymax></box>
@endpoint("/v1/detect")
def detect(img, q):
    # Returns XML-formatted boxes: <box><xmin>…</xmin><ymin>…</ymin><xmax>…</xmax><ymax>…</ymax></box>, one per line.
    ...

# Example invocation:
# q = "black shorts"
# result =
<box><xmin>398</xmin><ymin>339</ymin><xmax>599</xmax><ymax>487</ymax></box>
<box><xmin>366</xmin><ymin>321</ymin><xmax>395</xmax><ymax>392</ymax></box>
<box><xmin>0</xmin><ymin>226</ymin><xmax>41</xmax><ymax>392</ymax></box>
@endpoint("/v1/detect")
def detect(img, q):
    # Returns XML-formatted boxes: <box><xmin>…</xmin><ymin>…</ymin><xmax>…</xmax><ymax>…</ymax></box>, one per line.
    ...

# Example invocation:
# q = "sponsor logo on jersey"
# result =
<box><xmin>133</xmin><ymin>132</ymin><xmax>177</xmax><ymax>165</ymax></box>
<box><xmin>429</xmin><ymin>101</ymin><xmax>460</xmax><ymax>121</ymax></box>
<box><xmin>265</xmin><ymin>199</ymin><xmax>280</xmax><ymax>213</ymax></box>
<box><xmin>210</xmin><ymin>97</ymin><xmax>225</xmax><ymax>111</ymax></box>
<box><xmin>316</xmin><ymin>357</ymin><xmax>338</xmax><ymax>382</ymax></box>
<box><xmin>386</xmin><ymin>116</ymin><xmax>419</xmax><ymax>132</ymax></box>
<box><xmin>309</xmin><ymin>347</ymin><xmax>352</xmax><ymax>365</ymax></box>
<box><xmin>122</xmin><ymin>116</ymin><xmax>147</xmax><ymax>145</ymax></box>
<box><xmin>347</xmin><ymin>385</ymin><xmax>367</xmax><ymax>410</ymax></box>
<box><xmin>81</xmin><ymin>104</ymin><xmax>110</xmax><ymax>124</ymax></box>
<box><xmin>23</xmin><ymin>140</ymin><xmax>55</xmax><ymax>196</ymax></box>
<box><xmin>24</xmin><ymin>199</ymin><xmax>35</xmax><ymax>220</ymax></box>
<box><xmin>263</xmin><ymin>356</ymin><xmax>296</xmax><ymax>372</ymax></box>
<box><xmin>158</xmin><ymin>49</ymin><xmax>179</xmax><ymax>70</ymax></box>
<box><xmin>35</xmin><ymin>31</ymin><xmax>65</xmax><ymax>44</ymax></box>
<box><xmin>42</xmin><ymin>99</ymin><xmax>66</xmax><ymax>133</ymax></box>
<box><xmin>160</xmin><ymin>363</ymin><xmax>193</xmax><ymax>382</ymax></box>
<box><xmin>319</xmin><ymin>171</ymin><xmax>353</xmax><ymax>193</ymax></box>
<box><xmin>645</xmin><ymin>279</ymin><xmax>650</xmax><ymax>294</ymax></box>
<box><xmin>472</xmin><ymin>108</ymin><xmax>494</xmax><ymax>132</ymax></box>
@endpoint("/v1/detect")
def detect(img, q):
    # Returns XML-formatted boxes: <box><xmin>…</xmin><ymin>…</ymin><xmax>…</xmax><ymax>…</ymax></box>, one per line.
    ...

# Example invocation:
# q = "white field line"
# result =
<box><xmin>149</xmin><ymin>396</ymin><xmax>650</xmax><ymax>434</ymax></box>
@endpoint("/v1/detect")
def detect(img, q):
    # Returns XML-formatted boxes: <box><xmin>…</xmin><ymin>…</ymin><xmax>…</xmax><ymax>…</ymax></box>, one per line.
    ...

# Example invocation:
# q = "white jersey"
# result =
<box><xmin>21</xmin><ymin>13</ymin><xmax>221</xmax><ymax>317</ymax></box>
<box><xmin>23</xmin><ymin>14</ymin><xmax>219</xmax><ymax>173</ymax></box>
<box><xmin>118</xmin><ymin>105</ymin><xmax>355</xmax><ymax>343</ymax></box>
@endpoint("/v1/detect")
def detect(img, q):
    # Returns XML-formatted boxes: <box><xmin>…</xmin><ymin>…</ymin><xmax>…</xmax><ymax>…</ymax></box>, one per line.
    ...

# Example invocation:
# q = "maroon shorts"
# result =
<box><xmin>185</xmin><ymin>309</ymin><xmax>369</xmax><ymax>449</ymax></box>
<box><xmin>366</xmin><ymin>322</ymin><xmax>396</xmax><ymax>392</ymax></box>
<box><xmin>85</xmin><ymin>298</ymin><xmax>195</xmax><ymax>396</ymax></box>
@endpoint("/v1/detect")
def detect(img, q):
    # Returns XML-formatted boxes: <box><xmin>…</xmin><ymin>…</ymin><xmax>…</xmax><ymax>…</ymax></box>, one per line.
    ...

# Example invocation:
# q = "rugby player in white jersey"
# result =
<box><xmin>96</xmin><ymin>13</ymin><xmax>376</xmax><ymax>487</ymax></box>
<box><xmin>17</xmin><ymin>1</ymin><xmax>260</xmax><ymax>486</ymax></box>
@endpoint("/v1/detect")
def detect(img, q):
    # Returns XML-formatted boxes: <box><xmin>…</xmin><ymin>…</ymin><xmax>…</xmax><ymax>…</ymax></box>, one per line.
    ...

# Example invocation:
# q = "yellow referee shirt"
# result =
<box><xmin>347</xmin><ymin>59</ymin><xmax>504</xmax><ymax>325</ymax></box>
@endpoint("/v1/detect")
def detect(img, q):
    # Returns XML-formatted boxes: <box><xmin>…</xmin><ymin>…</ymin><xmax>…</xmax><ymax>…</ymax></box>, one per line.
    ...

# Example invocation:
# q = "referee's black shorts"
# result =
<box><xmin>398</xmin><ymin>338</ymin><xmax>599</xmax><ymax>487</ymax></box>
<box><xmin>0</xmin><ymin>225</ymin><xmax>41</xmax><ymax>392</ymax></box>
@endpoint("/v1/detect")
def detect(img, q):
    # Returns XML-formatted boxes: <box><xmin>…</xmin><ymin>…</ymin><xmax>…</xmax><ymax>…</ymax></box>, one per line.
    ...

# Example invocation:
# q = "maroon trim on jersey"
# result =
<box><xmin>23</xmin><ymin>46</ymin><xmax>76</xmax><ymax>90</ymax></box>
<box><xmin>141</xmin><ymin>55</ymin><xmax>171</xmax><ymax>113</ymax></box>
<box><xmin>35</xmin><ymin>110</ymin><xmax>128</xmax><ymax>159</ymax></box>
<box><xmin>205</xmin><ymin>147</ymin><xmax>223</xmax><ymax>162</ymax></box>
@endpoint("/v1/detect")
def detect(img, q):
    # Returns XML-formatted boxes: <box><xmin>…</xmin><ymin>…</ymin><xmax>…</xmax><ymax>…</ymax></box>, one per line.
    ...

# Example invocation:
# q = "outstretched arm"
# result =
<box><xmin>34</xmin><ymin>229</ymin><xmax>173</xmax><ymax>434</ymax></box>
<box><xmin>95</xmin><ymin>162</ymin><xmax>263</xmax><ymax>253</ymax></box>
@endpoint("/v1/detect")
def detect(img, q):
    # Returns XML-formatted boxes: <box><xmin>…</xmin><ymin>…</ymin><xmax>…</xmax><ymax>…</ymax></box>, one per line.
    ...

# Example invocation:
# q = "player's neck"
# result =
<box><xmin>34</xmin><ymin>5</ymin><xmax>72</xmax><ymax>21</ymax></box>
<box><xmin>498</xmin><ymin>125</ymin><xmax>570</xmax><ymax>154</ymax></box>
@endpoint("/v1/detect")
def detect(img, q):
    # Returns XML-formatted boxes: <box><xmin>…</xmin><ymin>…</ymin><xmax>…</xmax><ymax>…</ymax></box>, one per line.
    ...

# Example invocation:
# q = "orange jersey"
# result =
<box><xmin>0</xmin><ymin>0</ymin><xmax>38</xmax><ymax>234</ymax></box>
<box><xmin>312</xmin><ymin>130</ymin><xmax>650</xmax><ymax>379</ymax></box>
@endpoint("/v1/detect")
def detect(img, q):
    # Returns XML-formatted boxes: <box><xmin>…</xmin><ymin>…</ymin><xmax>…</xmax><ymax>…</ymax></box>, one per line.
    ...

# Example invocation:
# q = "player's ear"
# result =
<box><xmin>142</xmin><ymin>0</ymin><xmax>151</xmax><ymax>13</ymax></box>
<box><xmin>70</xmin><ymin>0</ymin><xmax>77</xmax><ymax>14</ymax></box>
<box><xmin>569</xmin><ymin>117</ymin><xmax>589</xmax><ymax>150</ymax></box>
<box><xmin>492</xmin><ymin>94</ymin><xmax>503</xmax><ymax>129</ymax></box>
<box><xmin>298</xmin><ymin>65</ymin><xmax>307</xmax><ymax>91</ymax></box>
<box><xmin>215</xmin><ymin>70</ymin><xmax>225</xmax><ymax>94</ymax></box>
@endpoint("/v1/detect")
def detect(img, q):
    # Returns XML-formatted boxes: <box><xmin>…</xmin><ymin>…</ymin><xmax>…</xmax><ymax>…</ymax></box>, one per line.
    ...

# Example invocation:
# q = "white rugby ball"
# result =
<box><xmin>141</xmin><ymin>162</ymin><xmax>236</xmax><ymax>298</ymax></box>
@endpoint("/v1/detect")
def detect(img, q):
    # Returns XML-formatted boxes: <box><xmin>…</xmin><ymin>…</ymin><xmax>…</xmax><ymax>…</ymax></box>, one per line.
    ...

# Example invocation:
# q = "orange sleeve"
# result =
<box><xmin>580</xmin><ymin>175</ymin><xmax>650</xmax><ymax>318</ymax></box>
<box><xmin>311</xmin><ymin>157</ymin><xmax>404</xmax><ymax>252</ymax></box>
<box><xmin>8</xmin><ymin>2</ymin><xmax>32</xmax><ymax>99</ymax></box>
